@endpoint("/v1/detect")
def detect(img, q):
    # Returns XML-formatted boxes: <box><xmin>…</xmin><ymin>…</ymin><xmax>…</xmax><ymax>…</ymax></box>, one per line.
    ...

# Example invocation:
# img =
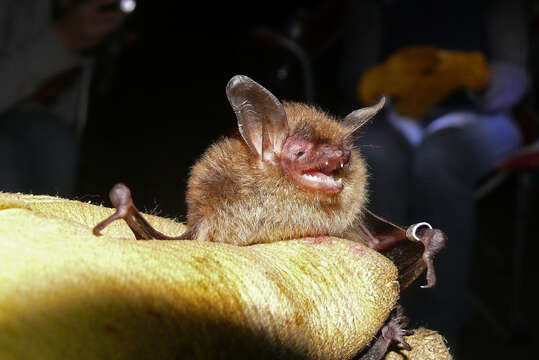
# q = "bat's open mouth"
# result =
<box><xmin>280</xmin><ymin>135</ymin><xmax>351</xmax><ymax>195</ymax></box>
<box><xmin>296</xmin><ymin>158</ymin><xmax>347</xmax><ymax>194</ymax></box>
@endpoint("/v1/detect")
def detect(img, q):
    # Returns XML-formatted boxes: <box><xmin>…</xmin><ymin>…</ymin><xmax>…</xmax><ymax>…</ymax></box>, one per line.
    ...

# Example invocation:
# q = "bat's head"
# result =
<box><xmin>226</xmin><ymin>75</ymin><xmax>385</xmax><ymax>197</ymax></box>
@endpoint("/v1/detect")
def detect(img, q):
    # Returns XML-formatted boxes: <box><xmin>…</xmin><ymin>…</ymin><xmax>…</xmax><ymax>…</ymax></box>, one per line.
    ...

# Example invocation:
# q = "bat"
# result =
<box><xmin>92</xmin><ymin>75</ymin><xmax>446</xmax><ymax>359</ymax></box>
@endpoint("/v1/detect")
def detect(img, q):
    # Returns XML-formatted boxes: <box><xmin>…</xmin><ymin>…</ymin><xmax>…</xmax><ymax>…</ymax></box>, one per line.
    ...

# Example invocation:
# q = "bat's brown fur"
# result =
<box><xmin>186</xmin><ymin>102</ymin><xmax>368</xmax><ymax>245</ymax></box>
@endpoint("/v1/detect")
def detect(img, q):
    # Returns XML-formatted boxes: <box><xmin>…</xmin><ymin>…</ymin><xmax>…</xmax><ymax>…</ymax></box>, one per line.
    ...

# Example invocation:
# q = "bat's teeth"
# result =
<box><xmin>325</xmin><ymin>161</ymin><xmax>329</xmax><ymax>166</ymax></box>
<box><xmin>303</xmin><ymin>174</ymin><xmax>319</xmax><ymax>181</ymax></box>
<box><xmin>337</xmin><ymin>178</ymin><xmax>342</xmax><ymax>183</ymax></box>
<box><xmin>340</xmin><ymin>162</ymin><xmax>344</xmax><ymax>168</ymax></box>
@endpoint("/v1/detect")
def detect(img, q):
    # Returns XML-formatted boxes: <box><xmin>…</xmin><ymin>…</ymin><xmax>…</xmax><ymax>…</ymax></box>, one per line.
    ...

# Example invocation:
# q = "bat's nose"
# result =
<box><xmin>342</xmin><ymin>149</ymin><xmax>351</xmax><ymax>163</ymax></box>
<box><xmin>327</xmin><ymin>147</ymin><xmax>349</xmax><ymax>158</ymax></box>
<box><xmin>318</xmin><ymin>146</ymin><xmax>351</xmax><ymax>173</ymax></box>
<box><xmin>334</xmin><ymin>148</ymin><xmax>351</xmax><ymax>165</ymax></box>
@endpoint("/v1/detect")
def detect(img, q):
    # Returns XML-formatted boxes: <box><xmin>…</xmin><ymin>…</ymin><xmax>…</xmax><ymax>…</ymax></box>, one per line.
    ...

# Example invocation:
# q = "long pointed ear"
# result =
<box><xmin>342</xmin><ymin>96</ymin><xmax>386</xmax><ymax>136</ymax></box>
<box><xmin>226</xmin><ymin>75</ymin><xmax>289</xmax><ymax>160</ymax></box>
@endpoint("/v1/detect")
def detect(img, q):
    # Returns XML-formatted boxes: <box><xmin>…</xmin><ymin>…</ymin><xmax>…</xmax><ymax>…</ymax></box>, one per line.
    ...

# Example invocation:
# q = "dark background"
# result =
<box><xmin>76</xmin><ymin>0</ymin><xmax>539</xmax><ymax>358</ymax></box>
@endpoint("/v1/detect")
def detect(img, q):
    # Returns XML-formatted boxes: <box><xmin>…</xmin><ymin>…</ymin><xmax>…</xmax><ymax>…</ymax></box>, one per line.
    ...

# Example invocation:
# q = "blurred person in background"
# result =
<box><xmin>339</xmin><ymin>0</ymin><xmax>529</xmax><ymax>354</ymax></box>
<box><xmin>0</xmin><ymin>0</ymin><xmax>130</xmax><ymax>196</ymax></box>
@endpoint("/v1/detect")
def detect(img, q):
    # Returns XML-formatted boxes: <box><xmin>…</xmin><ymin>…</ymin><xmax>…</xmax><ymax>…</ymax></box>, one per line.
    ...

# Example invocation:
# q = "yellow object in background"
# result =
<box><xmin>359</xmin><ymin>46</ymin><xmax>491</xmax><ymax>119</ymax></box>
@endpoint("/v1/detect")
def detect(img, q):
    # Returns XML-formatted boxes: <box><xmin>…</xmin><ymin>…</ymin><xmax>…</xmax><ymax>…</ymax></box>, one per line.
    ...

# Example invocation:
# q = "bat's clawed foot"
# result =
<box><xmin>92</xmin><ymin>183</ymin><xmax>178</xmax><ymax>240</ymax></box>
<box><xmin>358</xmin><ymin>305</ymin><xmax>414</xmax><ymax>360</ymax></box>
<box><xmin>408</xmin><ymin>225</ymin><xmax>447</xmax><ymax>288</ymax></box>
<box><xmin>381</xmin><ymin>305</ymin><xmax>414</xmax><ymax>351</ymax></box>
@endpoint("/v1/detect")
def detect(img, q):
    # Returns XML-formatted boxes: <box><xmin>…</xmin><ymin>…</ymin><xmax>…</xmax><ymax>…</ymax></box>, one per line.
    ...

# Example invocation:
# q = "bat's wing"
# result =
<box><xmin>359</xmin><ymin>209</ymin><xmax>447</xmax><ymax>290</ymax></box>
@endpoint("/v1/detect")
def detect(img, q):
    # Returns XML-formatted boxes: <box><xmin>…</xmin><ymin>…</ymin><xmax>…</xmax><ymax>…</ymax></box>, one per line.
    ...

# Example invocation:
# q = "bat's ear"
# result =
<box><xmin>226</xmin><ymin>75</ymin><xmax>289</xmax><ymax>161</ymax></box>
<box><xmin>342</xmin><ymin>96</ymin><xmax>386</xmax><ymax>137</ymax></box>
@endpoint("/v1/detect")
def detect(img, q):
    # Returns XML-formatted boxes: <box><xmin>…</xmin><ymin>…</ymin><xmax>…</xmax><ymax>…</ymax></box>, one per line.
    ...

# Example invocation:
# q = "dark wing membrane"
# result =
<box><xmin>381</xmin><ymin>241</ymin><xmax>426</xmax><ymax>290</ymax></box>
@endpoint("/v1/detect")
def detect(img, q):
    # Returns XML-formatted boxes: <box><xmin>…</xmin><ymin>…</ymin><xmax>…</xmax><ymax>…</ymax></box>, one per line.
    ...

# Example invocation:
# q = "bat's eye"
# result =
<box><xmin>296</xmin><ymin>151</ymin><xmax>305</xmax><ymax>158</ymax></box>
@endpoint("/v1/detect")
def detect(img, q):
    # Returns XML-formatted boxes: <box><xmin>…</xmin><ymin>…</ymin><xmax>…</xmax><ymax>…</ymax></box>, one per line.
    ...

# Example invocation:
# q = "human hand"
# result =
<box><xmin>56</xmin><ymin>0</ymin><xmax>129</xmax><ymax>52</ymax></box>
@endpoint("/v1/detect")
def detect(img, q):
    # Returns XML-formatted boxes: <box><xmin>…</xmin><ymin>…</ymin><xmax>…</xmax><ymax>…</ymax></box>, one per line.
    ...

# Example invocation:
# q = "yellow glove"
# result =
<box><xmin>359</xmin><ymin>46</ymin><xmax>491</xmax><ymax>119</ymax></box>
<box><xmin>0</xmin><ymin>192</ymin><xmax>451</xmax><ymax>359</ymax></box>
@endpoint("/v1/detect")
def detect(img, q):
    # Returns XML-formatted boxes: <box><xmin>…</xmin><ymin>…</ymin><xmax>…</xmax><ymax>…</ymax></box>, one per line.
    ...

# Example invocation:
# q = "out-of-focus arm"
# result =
<box><xmin>0</xmin><ymin>1</ymin><xmax>83</xmax><ymax>114</ymax></box>
<box><xmin>470</xmin><ymin>0</ymin><xmax>530</xmax><ymax>113</ymax></box>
